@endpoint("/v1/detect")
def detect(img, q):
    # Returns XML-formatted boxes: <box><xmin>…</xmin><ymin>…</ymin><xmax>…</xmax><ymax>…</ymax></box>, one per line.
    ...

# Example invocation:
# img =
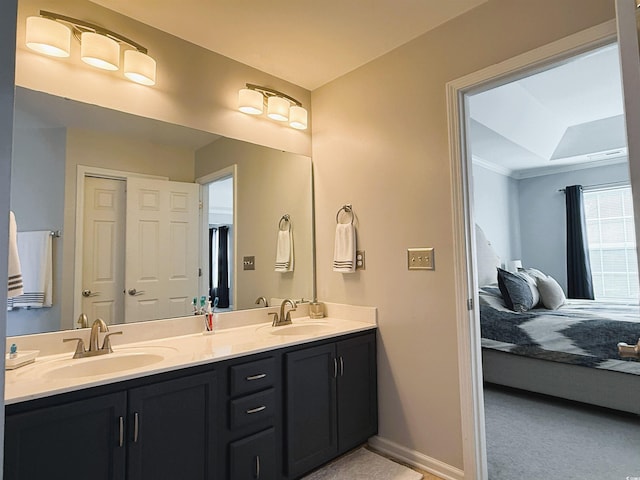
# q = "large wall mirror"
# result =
<box><xmin>9</xmin><ymin>86</ymin><xmax>314</xmax><ymax>336</ymax></box>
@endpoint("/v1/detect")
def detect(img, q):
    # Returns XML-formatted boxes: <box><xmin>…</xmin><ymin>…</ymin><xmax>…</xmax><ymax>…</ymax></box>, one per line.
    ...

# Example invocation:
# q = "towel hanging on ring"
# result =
<box><xmin>333</xmin><ymin>205</ymin><xmax>356</xmax><ymax>273</ymax></box>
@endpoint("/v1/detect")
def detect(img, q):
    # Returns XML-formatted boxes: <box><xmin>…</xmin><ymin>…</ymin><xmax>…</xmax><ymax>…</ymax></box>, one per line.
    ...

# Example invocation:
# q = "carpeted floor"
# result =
<box><xmin>303</xmin><ymin>448</ymin><xmax>423</xmax><ymax>480</ymax></box>
<box><xmin>484</xmin><ymin>385</ymin><xmax>640</xmax><ymax>480</ymax></box>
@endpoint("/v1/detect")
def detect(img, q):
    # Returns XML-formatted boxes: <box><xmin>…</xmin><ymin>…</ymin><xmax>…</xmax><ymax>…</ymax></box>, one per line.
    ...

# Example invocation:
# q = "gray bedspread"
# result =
<box><xmin>479</xmin><ymin>286</ymin><xmax>640</xmax><ymax>375</ymax></box>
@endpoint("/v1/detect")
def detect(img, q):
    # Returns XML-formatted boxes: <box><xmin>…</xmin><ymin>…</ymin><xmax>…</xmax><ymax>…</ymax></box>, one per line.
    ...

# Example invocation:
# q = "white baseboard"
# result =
<box><xmin>368</xmin><ymin>436</ymin><xmax>465</xmax><ymax>480</ymax></box>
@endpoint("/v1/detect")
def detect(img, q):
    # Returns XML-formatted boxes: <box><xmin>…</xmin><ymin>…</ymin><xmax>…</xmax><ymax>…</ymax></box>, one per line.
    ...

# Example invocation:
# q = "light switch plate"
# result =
<box><xmin>243</xmin><ymin>256</ymin><xmax>255</xmax><ymax>270</ymax></box>
<box><xmin>407</xmin><ymin>248</ymin><xmax>435</xmax><ymax>270</ymax></box>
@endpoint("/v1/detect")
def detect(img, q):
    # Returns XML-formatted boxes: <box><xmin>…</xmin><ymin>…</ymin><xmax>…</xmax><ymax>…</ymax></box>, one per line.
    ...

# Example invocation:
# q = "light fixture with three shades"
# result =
<box><xmin>238</xmin><ymin>84</ymin><xmax>308</xmax><ymax>130</ymax></box>
<box><xmin>25</xmin><ymin>11</ymin><xmax>157</xmax><ymax>86</ymax></box>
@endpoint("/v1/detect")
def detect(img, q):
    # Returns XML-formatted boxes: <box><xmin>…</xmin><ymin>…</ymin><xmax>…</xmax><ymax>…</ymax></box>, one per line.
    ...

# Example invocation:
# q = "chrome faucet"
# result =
<box><xmin>278</xmin><ymin>299</ymin><xmax>297</xmax><ymax>326</ymax></box>
<box><xmin>255</xmin><ymin>296</ymin><xmax>268</xmax><ymax>307</ymax></box>
<box><xmin>63</xmin><ymin>318</ymin><xmax>122</xmax><ymax>359</ymax></box>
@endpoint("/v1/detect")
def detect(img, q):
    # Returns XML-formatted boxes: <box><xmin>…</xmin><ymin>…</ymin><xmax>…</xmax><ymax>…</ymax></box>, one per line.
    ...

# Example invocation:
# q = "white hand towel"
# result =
<box><xmin>10</xmin><ymin>231</ymin><xmax>52</xmax><ymax>309</ymax></box>
<box><xmin>7</xmin><ymin>211</ymin><xmax>23</xmax><ymax>301</ymax></box>
<box><xmin>333</xmin><ymin>223</ymin><xmax>356</xmax><ymax>272</ymax></box>
<box><xmin>275</xmin><ymin>229</ymin><xmax>294</xmax><ymax>272</ymax></box>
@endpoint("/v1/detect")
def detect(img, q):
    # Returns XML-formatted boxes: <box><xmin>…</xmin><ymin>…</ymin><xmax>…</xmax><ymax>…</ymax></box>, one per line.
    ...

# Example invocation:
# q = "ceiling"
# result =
<box><xmin>90</xmin><ymin>0</ymin><xmax>487</xmax><ymax>90</ymax></box>
<box><xmin>468</xmin><ymin>43</ymin><xmax>627</xmax><ymax>178</ymax></box>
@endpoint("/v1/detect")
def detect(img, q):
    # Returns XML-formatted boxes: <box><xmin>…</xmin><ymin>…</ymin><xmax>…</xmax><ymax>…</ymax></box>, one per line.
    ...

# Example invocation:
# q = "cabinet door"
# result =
<box><xmin>229</xmin><ymin>428</ymin><xmax>276</xmax><ymax>480</ymax></box>
<box><xmin>4</xmin><ymin>392</ymin><xmax>127</xmax><ymax>480</ymax></box>
<box><xmin>127</xmin><ymin>372</ymin><xmax>217</xmax><ymax>480</ymax></box>
<box><xmin>337</xmin><ymin>333</ymin><xmax>378</xmax><ymax>453</ymax></box>
<box><xmin>285</xmin><ymin>343</ymin><xmax>337</xmax><ymax>477</ymax></box>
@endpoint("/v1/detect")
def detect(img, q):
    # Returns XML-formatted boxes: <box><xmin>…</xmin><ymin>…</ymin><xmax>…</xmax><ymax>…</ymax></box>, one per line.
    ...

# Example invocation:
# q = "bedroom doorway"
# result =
<box><xmin>448</xmin><ymin>3</ymin><xmax>640</xmax><ymax>479</ymax></box>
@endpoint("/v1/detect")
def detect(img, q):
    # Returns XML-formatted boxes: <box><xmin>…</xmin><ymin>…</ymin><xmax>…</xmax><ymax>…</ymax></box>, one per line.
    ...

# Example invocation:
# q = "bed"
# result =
<box><xmin>480</xmin><ymin>285</ymin><xmax>640</xmax><ymax>414</ymax></box>
<box><xmin>474</xmin><ymin>224</ymin><xmax>640</xmax><ymax>414</ymax></box>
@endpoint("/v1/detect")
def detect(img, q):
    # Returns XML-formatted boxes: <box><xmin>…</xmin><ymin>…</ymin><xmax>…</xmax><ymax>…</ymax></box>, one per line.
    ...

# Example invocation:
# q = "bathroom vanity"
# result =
<box><xmin>4</xmin><ymin>305</ymin><xmax>377</xmax><ymax>480</ymax></box>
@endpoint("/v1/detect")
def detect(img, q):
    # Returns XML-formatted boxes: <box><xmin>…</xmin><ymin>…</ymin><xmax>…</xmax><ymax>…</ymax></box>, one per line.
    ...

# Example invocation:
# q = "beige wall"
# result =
<box><xmin>60</xmin><ymin>128</ymin><xmax>197</xmax><ymax>329</ymax></box>
<box><xmin>311</xmin><ymin>0</ymin><xmax>615</xmax><ymax>471</ymax></box>
<box><xmin>195</xmin><ymin>138</ymin><xmax>314</xmax><ymax>309</ymax></box>
<box><xmin>15</xmin><ymin>0</ymin><xmax>311</xmax><ymax>157</ymax></box>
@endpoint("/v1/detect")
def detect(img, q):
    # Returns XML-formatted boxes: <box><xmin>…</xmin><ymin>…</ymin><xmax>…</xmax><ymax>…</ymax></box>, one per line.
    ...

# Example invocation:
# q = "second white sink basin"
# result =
<box><xmin>43</xmin><ymin>352</ymin><xmax>166</xmax><ymax>380</ymax></box>
<box><xmin>266</xmin><ymin>322</ymin><xmax>335</xmax><ymax>336</ymax></box>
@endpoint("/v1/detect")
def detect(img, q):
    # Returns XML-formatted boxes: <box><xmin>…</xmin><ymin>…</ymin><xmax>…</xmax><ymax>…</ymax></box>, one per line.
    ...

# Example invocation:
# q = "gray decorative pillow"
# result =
<box><xmin>497</xmin><ymin>268</ymin><xmax>534</xmax><ymax>312</ymax></box>
<box><xmin>537</xmin><ymin>275</ymin><xmax>566</xmax><ymax>310</ymax></box>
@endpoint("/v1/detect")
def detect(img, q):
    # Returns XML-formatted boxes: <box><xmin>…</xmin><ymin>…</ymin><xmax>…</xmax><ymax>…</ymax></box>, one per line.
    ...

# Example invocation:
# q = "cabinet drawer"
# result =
<box><xmin>229</xmin><ymin>428</ymin><xmax>276</xmax><ymax>480</ymax></box>
<box><xmin>229</xmin><ymin>357</ymin><xmax>276</xmax><ymax>396</ymax></box>
<box><xmin>230</xmin><ymin>388</ymin><xmax>275</xmax><ymax>430</ymax></box>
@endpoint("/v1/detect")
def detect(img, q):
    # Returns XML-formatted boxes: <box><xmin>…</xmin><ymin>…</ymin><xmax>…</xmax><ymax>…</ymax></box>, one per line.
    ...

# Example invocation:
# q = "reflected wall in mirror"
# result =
<box><xmin>9</xmin><ymin>87</ymin><xmax>314</xmax><ymax>336</ymax></box>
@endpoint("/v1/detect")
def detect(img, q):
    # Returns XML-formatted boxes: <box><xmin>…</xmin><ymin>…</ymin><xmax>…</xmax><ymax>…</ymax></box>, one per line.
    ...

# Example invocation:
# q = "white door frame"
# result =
<box><xmin>196</xmin><ymin>165</ymin><xmax>237</xmax><ymax>309</ymax></box>
<box><xmin>446</xmin><ymin>20</ymin><xmax>617</xmax><ymax>480</ymax></box>
<box><xmin>73</xmin><ymin>165</ymin><xmax>168</xmax><ymax>325</ymax></box>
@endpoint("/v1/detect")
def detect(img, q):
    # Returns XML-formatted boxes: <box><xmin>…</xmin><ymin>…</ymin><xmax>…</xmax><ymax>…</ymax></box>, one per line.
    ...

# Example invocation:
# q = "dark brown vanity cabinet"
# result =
<box><xmin>4</xmin><ymin>371</ymin><xmax>217</xmax><ymax>480</ymax></box>
<box><xmin>285</xmin><ymin>332</ymin><xmax>378</xmax><ymax>478</ymax></box>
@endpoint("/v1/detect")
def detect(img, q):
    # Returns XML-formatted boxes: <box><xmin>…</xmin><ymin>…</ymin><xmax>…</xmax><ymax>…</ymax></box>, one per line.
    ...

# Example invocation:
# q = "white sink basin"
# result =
<box><xmin>42</xmin><ymin>352</ymin><xmax>166</xmax><ymax>380</ymax></box>
<box><xmin>266</xmin><ymin>322</ymin><xmax>335</xmax><ymax>336</ymax></box>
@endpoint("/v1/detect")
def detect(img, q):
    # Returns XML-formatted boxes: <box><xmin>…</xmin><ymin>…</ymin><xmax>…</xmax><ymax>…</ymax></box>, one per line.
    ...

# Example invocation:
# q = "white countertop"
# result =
<box><xmin>5</xmin><ymin>303</ymin><xmax>376</xmax><ymax>405</ymax></box>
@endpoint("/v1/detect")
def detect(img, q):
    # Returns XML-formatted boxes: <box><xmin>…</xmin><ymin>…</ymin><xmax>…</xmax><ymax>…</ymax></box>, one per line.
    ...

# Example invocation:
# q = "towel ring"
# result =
<box><xmin>279</xmin><ymin>214</ymin><xmax>291</xmax><ymax>231</ymax></box>
<box><xmin>336</xmin><ymin>204</ymin><xmax>354</xmax><ymax>225</ymax></box>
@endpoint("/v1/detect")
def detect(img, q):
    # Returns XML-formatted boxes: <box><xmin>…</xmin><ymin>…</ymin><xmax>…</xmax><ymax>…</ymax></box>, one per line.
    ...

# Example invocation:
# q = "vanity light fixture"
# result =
<box><xmin>25</xmin><ymin>10</ymin><xmax>157</xmax><ymax>86</ymax></box>
<box><xmin>238</xmin><ymin>84</ymin><xmax>308</xmax><ymax>130</ymax></box>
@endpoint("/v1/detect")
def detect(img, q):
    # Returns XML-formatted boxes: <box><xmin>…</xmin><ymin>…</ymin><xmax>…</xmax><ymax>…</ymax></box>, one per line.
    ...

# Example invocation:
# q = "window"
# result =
<box><xmin>584</xmin><ymin>185</ymin><xmax>639</xmax><ymax>300</ymax></box>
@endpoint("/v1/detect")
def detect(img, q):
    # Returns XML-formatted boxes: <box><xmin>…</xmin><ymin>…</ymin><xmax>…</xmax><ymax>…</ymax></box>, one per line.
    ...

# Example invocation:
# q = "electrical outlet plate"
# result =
<box><xmin>356</xmin><ymin>250</ymin><xmax>365</xmax><ymax>270</ymax></box>
<box><xmin>243</xmin><ymin>256</ymin><xmax>255</xmax><ymax>270</ymax></box>
<box><xmin>407</xmin><ymin>248</ymin><xmax>435</xmax><ymax>270</ymax></box>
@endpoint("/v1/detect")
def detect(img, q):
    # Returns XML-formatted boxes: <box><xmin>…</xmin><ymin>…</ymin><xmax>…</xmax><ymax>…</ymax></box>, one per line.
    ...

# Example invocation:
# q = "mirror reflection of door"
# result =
<box><xmin>80</xmin><ymin>174</ymin><xmax>200</xmax><ymax>325</ymax></box>
<box><xmin>81</xmin><ymin>177</ymin><xmax>126</xmax><ymax>325</ymax></box>
<box><xmin>207</xmin><ymin>176</ymin><xmax>234</xmax><ymax>311</ymax></box>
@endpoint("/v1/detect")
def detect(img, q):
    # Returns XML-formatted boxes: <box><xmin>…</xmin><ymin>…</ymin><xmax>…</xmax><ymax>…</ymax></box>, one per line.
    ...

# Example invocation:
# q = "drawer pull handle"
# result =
<box><xmin>118</xmin><ymin>416</ymin><xmax>124</xmax><ymax>447</ymax></box>
<box><xmin>133</xmin><ymin>412</ymin><xmax>140</xmax><ymax>443</ymax></box>
<box><xmin>255</xmin><ymin>455</ymin><xmax>260</xmax><ymax>478</ymax></box>
<box><xmin>246</xmin><ymin>373</ymin><xmax>267</xmax><ymax>381</ymax></box>
<box><xmin>246</xmin><ymin>405</ymin><xmax>267</xmax><ymax>414</ymax></box>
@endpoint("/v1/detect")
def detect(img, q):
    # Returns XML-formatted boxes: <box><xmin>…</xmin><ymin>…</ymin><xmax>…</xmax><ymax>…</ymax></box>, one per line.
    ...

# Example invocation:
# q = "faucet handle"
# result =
<box><xmin>101</xmin><ymin>331</ymin><xmax>123</xmax><ymax>353</ymax></box>
<box><xmin>268</xmin><ymin>312</ymin><xmax>279</xmax><ymax>326</ymax></box>
<box><xmin>63</xmin><ymin>337</ymin><xmax>86</xmax><ymax>358</ymax></box>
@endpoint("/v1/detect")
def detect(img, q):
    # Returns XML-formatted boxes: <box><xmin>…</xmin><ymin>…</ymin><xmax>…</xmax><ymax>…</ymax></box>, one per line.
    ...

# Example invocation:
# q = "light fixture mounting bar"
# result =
<box><xmin>39</xmin><ymin>10</ymin><xmax>148</xmax><ymax>54</ymax></box>
<box><xmin>246</xmin><ymin>83</ymin><xmax>302</xmax><ymax>107</ymax></box>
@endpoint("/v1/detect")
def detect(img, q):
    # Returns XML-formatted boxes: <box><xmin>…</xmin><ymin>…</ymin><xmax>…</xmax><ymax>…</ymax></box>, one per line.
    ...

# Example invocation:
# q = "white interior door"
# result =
<box><xmin>616</xmin><ymin>0</ymin><xmax>640</xmax><ymax>267</ymax></box>
<box><xmin>81</xmin><ymin>177</ymin><xmax>126</xmax><ymax>325</ymax></box>
<box><xmin>125</xmin><ymin>177</ymin><xmax>200</xmax><ymax>322</ymax></box>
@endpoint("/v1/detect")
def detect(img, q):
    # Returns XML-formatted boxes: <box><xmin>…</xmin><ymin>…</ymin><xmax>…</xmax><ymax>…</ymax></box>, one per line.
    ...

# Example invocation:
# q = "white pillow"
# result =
<box><xmin>537</xmin><ymin>276</ymin><xmax>566</xmax><ymax>310</ymax></box>
<box><xmin>475</xmin><ymin>225</ymin><xmax>501</xmax><ymax>286</ymax></box>
<box><xmin>518</xmin><ymin>271</ymin><xmax>540</xmax><ymax>307</ymax></box>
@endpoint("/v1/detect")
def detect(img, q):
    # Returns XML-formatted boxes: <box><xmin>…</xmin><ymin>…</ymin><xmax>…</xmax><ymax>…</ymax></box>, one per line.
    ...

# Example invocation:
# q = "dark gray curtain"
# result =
<box><xmin>565</xmin><ymin>185</ymin><xmax>594</xmax><ymax>299</ymax></box>
<box><xmin>215</xmin><ymin>226</ymin><xmax>230</xmax><ymax>308</ymax></box>
<box><xmin>208</xmin><ymin>227</ymin><xmax>215</xmax><ymax>302</ymax></box>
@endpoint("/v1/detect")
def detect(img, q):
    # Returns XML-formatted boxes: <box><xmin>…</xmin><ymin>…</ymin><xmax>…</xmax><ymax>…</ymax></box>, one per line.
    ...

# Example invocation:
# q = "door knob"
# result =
<box><xmin>128</xmin><ymin>288</ymin><xmax>145</xmax><ymax>296</ymax></box>
<box><xmin>82</xmin><ymin>289</ymin><xmax>100</xmax><ymax>297</ymax></box>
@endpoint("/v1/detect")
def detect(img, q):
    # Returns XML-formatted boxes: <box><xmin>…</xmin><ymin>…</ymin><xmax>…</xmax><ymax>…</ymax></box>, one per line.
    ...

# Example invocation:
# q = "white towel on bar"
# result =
<box><xmin>333</xmin><ymin>223</ymin><xmax>356</xmax><ymax>272</ymax></box>
<box><xmin>275</xmin><ymin>229</ymin><xmax>294</xmax><ymax>272</ymax></box>
<box><xmin>7</xmin><ymin>211</ymin><xmax>23</xmax><ymax>299</ymax></box>
<box><xmin>9</xmin><ymin>231</ymin><xmax>52</xmax><ymax>309</ymax></box>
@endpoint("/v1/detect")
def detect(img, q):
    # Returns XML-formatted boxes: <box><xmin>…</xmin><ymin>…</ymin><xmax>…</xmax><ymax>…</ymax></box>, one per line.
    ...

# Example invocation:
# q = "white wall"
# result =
<box><xmin>472</xmin><ymin>162</ymin><xmax>521</xmax><ymax>266</ymax></box>
<box><xmin>311</xmin><ymin>0</ymin><xmax>615</xmax><ymax>474</ymax></box>
<box><xmin>519</xmin><ymin>161</ymin><xmax>630</xmax><ymax>292</ymax></box>
<box><xmin>8</xmin><ymin>126</ymin><xmax>66</xmax><ymax>335</ymax></box>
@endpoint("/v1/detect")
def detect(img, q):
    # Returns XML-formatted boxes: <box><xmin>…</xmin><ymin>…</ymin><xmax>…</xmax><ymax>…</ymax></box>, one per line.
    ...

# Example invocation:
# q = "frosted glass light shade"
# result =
<box><xmin>289</xmin><ymin>105</ymin><xmax>308</xmax><ymax>130</ymax></box>
<box><xmin>81</xmin><ymin>32</ymin><xmax>119</xmax><ymax>71</ymax></box>
<box><xmin>238</xmin><ymin>88</ymin><xmax>264</xmax><ymax>115</ymax></box>
<box><xmin>25</xmin><ymin>16</ymin><xmax>71</xmax><ymax>58</ymax></box>
<box><xmin>267</xmin><ymin>96</ymin><xmax>289</xmax><ymax>121</ymax></box>
<box><xmin>124</xmin><ymin>50</ymin><xmax>156</xmax><ymax>85</ymax></box>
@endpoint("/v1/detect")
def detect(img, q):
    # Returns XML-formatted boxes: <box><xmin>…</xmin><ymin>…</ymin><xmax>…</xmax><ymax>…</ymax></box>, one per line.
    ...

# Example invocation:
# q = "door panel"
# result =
<box><xmin>126</xmin><ymin>178</ymin><xmax>199</xmax><ymax>322</ymax></box>
<box><xmin>82</xmin><ymin>177</ymin><xmax>126</xmax><ymax>325</ymax></box>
